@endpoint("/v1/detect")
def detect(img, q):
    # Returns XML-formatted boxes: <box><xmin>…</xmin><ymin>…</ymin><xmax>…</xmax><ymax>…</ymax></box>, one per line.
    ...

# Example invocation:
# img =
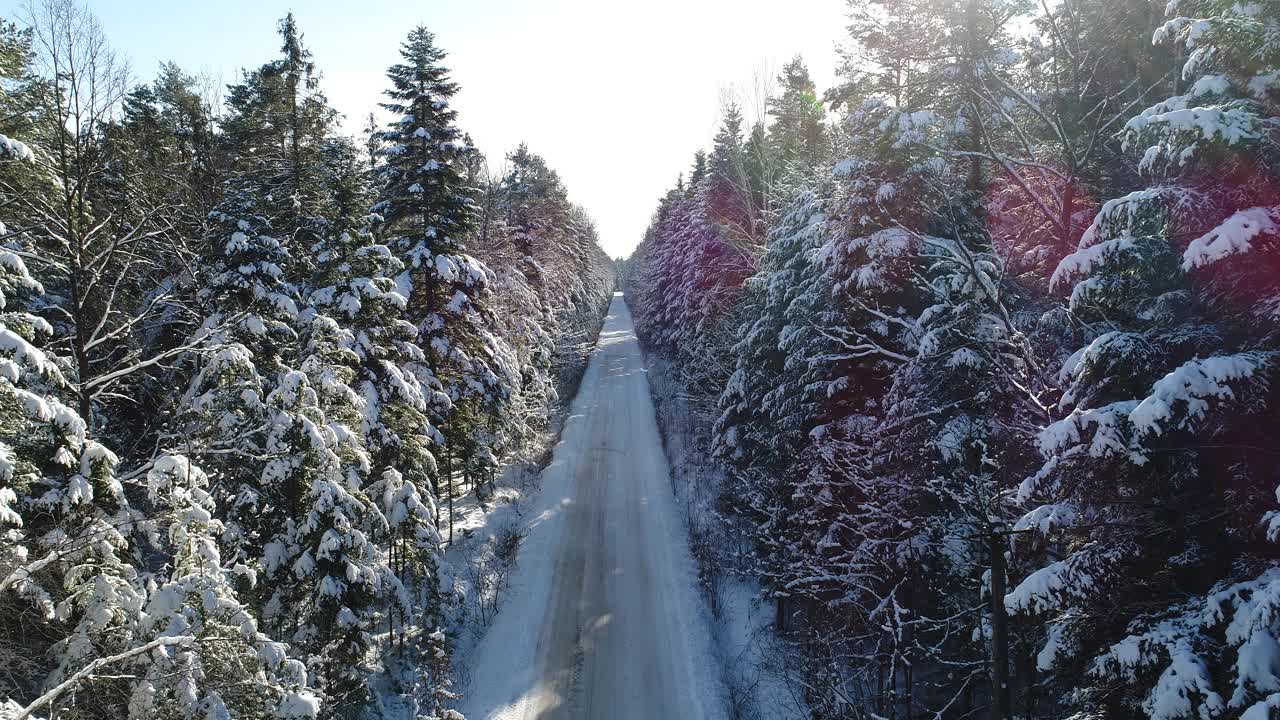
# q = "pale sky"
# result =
<box><xmin>11</xmin><ymin>0</ymin><xmax>849</xmax><ymax>257</ymax></box>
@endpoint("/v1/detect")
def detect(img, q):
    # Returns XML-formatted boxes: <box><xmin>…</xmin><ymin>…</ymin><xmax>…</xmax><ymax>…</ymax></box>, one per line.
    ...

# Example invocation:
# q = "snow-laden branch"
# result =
<box><xmin>82</xmin><ymin>334</ymin><xmax>209</xmax><ymax>394</ymax></box>
<box><xmin>808</xmin><ymin>320</ymin><xmax>912</xmax><ymax>363</ymax></box>
<box><xmin>10</xmin><ymin>635</ymin><xmax>195</xmax><ymax>720</ymax></box>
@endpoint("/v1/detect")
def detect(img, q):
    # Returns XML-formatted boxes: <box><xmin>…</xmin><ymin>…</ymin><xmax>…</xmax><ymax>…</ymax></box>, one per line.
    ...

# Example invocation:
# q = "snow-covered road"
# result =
<box><xmin>458</xmin><ymin>293</ymin><xmax>724</xmax><ymax>720</ymax></box>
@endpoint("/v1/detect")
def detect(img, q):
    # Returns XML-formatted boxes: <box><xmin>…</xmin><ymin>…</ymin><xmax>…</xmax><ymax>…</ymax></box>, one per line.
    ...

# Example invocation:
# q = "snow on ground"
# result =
<box><xmin>643</xmin><ymin>354</ymin><xmax>809</xmax><ymax>720</ymax></box>
<box><xmin>455</xmin><ymin>294</ymin><xmax>727</xmax><ymax>720</ymax></box>
<box><xmin>715</xmin><ymin>578</ymin><xmax>809</xmax><ymax>720</ymax></box>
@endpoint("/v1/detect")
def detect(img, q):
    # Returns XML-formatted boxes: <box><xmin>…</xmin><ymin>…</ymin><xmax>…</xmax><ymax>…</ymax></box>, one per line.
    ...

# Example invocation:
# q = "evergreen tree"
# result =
<box><xmin>0</xmin><ymin>8</ymin><xmax>617</xmax><ymax>718</ymax></box>
<box><xmin>742</xmin><ymin>120</ymin><xmax>776</xmax><ymax>224</ymax></box>
<box><xmin>1008</xmin><ymin>2</ymin><xmax>1280</xmax><ymax>715</ymax></box>
<box><xmin>221</xmin><ymin>13</ymin><xmax>337</xmax><ymax>267</ymax></box>
<box><xmin>374</xmin><ymin>26</ymin><xmax>475</xmax><ymax>276</ymax></box>
<box><xmin>711</xmin><ymin>188</ymin><xmax>831</xmax><ymax>591</ymax></box>
<box><xmin>768</xmin><ymin>56</ymin><xmax>829</xmax><ymax>172</ymax></box>
<box><xmin>305</xmin><ymin>212</ymin><xmax>444</xmax><ymax>646</ymax></box>
<box><xmin>706</xmin><ymin>102</ymin><xmax>759</xmax><ymax>244</ymax></box>
<box><xmin>500</xmin><ymin>143</ymin><xmax>569</xmax><ymax>305</ymax></box>
<box><xmin>98</xmin><ymin>63</ymin><xmax>220</xmax><ymax>453</ymax></box>
<box><xmin>179</xmin><ymin>205</ymin><xmax>306</xmax><ymax>578</ymax></box>
<box><xmin>375</xmin><ymin>26</ymin><xmax>512</xmax><ymax>546</ymax></box>
<box><xmin>259</xmin><ymin>367</ymin><xmax>388</xmax><ymax>719</ymax></box>
<box><xmin>134</xmin><ymin>454</ymin><xmax>318</xmax><ymax>720</ymax></box>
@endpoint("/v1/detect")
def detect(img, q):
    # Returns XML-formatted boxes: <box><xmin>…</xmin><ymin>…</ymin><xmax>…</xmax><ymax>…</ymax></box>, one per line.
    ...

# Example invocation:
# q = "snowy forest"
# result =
<box><xmin>0</xmin><ymin>2</ymin><xmax>614</xmax><ymax>718</ymax></box>
<box><xmin>3</xmin><ymin>0</ymin><xmax>1280</xmax><ymax>718</ymax></box>
<box><xmin>625</xmin><ymin>0</ymin><xmax>1280</xmax><ymax>718</ymax></box>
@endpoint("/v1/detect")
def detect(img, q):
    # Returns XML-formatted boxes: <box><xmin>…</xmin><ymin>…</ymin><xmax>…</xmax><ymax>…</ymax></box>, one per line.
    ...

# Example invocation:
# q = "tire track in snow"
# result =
<box><xmin>458</xmin><ymin>293</ymin><xmax>726</xmax><ymax>720</ymax></box>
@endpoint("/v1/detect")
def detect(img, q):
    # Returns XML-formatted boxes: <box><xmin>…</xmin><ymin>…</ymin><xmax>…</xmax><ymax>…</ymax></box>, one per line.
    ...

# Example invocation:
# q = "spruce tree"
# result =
<box><xmin>221</xmin><ymin>13</ymin><xmax>337</xmax><ymax>268</ymax></box>
<box><xmin>500</xmin><ymin>143</ymin><xmax>569</xmax><ymax>305</ymax></box>
<box><xmin>711</xmin><ymin>188</ymin><xmax>830</xmax><ymax>599</ymax></box>
<box><xmin>374</xmin><ymin>26</ymin><xmax>475</xmax><ymax>278</ymax></box>
<box><xmin>1007</xmin><ymin>2</ymin><xmax>1280</xmax><ymax>715</ymax></box>
<box><xmin>706</xmin><ymin>102</ymin><xmax>758</xmax><ymax>244</ymax></box>
<box><xmin>375</xmin><ymin>26</ymin><xmax>511</xmax><ymax>546</ymax></box>
<box><xmin>767</xmin><ymin>57</ymin><xmax>829</xmax><ymax>172</ymax></box>
<box><xmin>306</xmin><ymin>214</ymin><xmax>443</xmax><ymax>609</ymax></box>
<box><xmin>258</xmin><ymin>367</ymin><xmax>387</xmax><ymax>719</ymax></box>
<box><xmin>135</xmin><ymin>454</ymin><xmax>318</xmax><ymax>720</ymax></box>
<box><xmin>181</xmin><ymin>207</ymin><xmax>304</xmax><ymax>565</ymax></box>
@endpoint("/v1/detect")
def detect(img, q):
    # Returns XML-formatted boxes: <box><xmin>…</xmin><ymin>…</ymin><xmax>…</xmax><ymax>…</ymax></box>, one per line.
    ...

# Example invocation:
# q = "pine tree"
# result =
<box><xmin>99</xmin><ymin>63</ymin><xmax>220</xmax><ymax>452</ymax></box>
<box><xmin>828</xmin><ymin>0</ymin><xmax>949</xmax><ymax>111</ymax></box>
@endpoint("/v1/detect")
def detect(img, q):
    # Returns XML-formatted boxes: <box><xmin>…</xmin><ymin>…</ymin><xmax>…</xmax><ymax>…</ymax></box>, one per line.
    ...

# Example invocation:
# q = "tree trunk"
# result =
<box><xmin>446</xmin><ymin>440</ymin><xmax>454</xmax><ymax>545</ymax></box>
<box><xmin>990</xmin><ymin>526</ymin><xmax>1011</xmax><ymax>720</ymax></box>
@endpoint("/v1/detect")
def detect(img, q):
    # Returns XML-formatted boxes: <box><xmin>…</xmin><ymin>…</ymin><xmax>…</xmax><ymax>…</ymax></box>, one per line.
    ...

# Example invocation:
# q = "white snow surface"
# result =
<box><xmin>457</xmin><ymin>294</ymin><xmax>726</xmax><ymax>720</ymax></box>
